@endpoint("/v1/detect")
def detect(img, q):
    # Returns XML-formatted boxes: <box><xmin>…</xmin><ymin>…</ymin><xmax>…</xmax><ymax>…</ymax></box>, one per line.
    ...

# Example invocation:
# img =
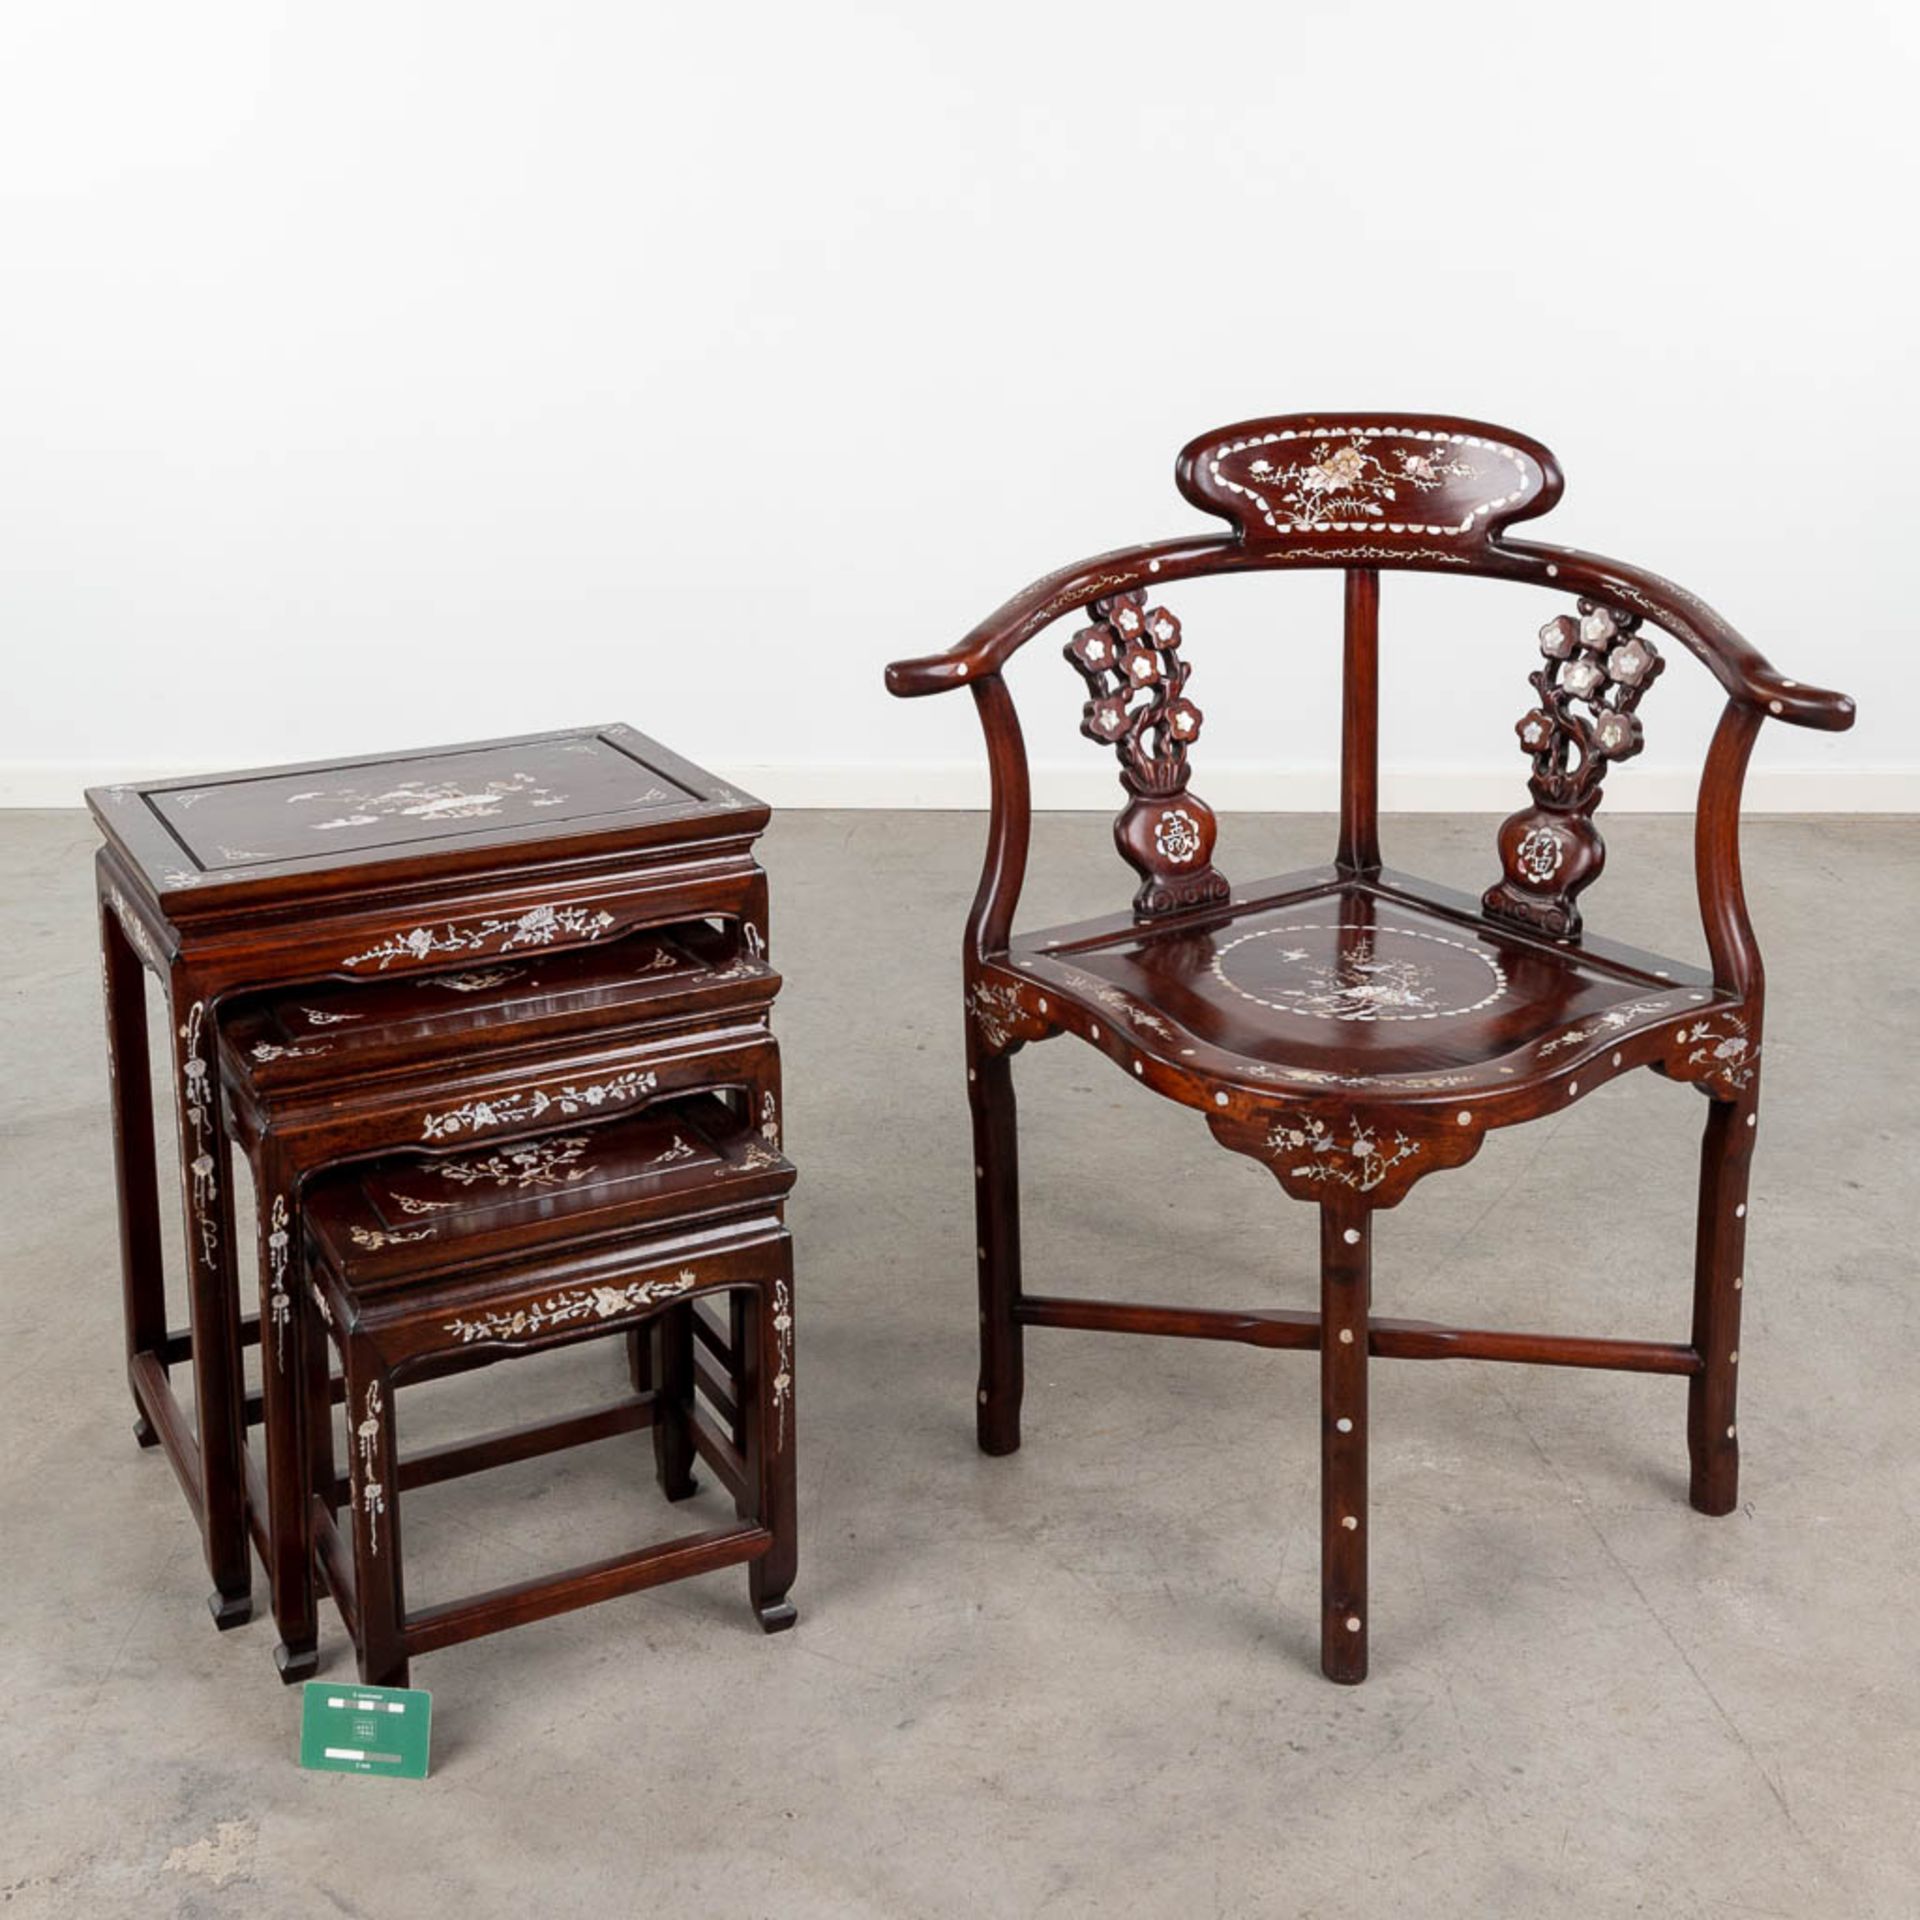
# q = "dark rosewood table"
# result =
<box><xmin>299</xmin><ymin>1095</ymin><xmax>796</xmax><ymax>1686</ymax></box>
<box><xmin>90</xmin><ymin>724</ymin><xmax>769</xmax><ymax>1629</ymax></box>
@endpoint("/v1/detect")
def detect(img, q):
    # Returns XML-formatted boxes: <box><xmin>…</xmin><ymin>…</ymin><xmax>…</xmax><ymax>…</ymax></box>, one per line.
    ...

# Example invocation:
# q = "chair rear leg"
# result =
<box><xmin>1688</xmin><ymin>1085</ymin><xmax>1757</xmax><ymax>1516</ymax></box>
<box><xmin>968</xmin><ymin>1044</ymin><xmax>1024</xmax><ymax>1456</ymax></box>
<box><xmin>1320</xmin><ymin>1197</ymin><xmax>1371</xmax><ymax>1684</ymax></box>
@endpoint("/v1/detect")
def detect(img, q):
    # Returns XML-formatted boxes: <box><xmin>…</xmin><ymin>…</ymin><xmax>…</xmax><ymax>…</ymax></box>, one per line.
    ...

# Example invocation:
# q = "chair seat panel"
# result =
<box><xmin>1004</xmin><ymin>872</ymin><xmax>1740</xmax><ymax>1109</ymax></box>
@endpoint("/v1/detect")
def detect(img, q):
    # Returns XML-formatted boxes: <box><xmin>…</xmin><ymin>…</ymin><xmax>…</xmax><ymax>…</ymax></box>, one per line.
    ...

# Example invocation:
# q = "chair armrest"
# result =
<box><xmin>1504</xmin><ymin>538</ymin><xmax>1856</xmax><ymax>731</ymax></box>
<box><xmin>884</xmin><ymin>537</ymin><xmax>1241</xmax><ymax>698</ymax></box>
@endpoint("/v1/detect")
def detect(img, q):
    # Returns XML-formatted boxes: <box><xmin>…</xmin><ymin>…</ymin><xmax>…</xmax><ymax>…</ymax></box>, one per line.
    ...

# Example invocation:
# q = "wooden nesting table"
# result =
<box><xmin>89</xmin><ymin>723</ymin><xmax>772</xmax><ymax>1630</ymax></box>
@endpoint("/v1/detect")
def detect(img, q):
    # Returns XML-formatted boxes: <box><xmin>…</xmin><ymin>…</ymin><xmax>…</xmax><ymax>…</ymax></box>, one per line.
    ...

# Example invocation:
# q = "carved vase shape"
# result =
<box><xmin>1484</xmin><ymin>803</ymin><xmax>1605</xmax><ymax>938</ymax></box>
<box><xmin>1115</xmin><ymin>789</ymin><xmax>1230</xmax><ymax>919</ymax></box>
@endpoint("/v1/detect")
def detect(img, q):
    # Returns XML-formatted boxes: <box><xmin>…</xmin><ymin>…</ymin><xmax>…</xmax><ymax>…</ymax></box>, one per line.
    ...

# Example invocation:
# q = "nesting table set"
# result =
<box><xmin>91</xmin><ymin>725</ymin><xmax>797</xmax><ymax>1687</ymax></box>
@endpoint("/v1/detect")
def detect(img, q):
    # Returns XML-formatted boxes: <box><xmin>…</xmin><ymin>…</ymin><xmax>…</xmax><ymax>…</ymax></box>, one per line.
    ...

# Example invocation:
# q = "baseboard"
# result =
<box><xmin>4</xmin><ymin>758</ymin><xmax>1913</xmax><ymax>814</ymax></box>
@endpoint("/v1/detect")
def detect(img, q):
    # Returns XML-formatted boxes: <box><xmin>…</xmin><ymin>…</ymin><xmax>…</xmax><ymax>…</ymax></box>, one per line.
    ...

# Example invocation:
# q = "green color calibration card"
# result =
<box><xmin>299</xmin><ymin>1681</ymin><xmax>432</xmax><ymax>1778</ymax></box>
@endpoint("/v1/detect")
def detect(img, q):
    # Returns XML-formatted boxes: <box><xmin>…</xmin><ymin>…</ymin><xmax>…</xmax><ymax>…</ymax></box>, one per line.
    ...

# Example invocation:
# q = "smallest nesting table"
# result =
<box><xmin>300</xmin><ymin>1097</ymin><xmax>797</xmax><ymax>1687</ymax></box>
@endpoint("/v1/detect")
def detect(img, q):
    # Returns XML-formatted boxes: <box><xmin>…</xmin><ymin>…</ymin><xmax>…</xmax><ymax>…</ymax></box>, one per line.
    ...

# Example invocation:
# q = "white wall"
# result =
<box><xmin>3</xmin><ymin>0</ymin><xmax>1913</xmax><ymax>812</ymax></box>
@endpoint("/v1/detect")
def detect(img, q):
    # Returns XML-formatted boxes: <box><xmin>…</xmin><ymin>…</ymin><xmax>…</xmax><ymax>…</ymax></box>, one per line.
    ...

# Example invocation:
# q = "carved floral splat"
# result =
<box><xmin>1064</xmin><ymin>592</ymin><xmax>1230</xmax><ymax>918</ymax></box>
<box><xmin>1484</xmin><ymin>600</ymin><xmax>1664</xmax><ymax>938</ymax></box>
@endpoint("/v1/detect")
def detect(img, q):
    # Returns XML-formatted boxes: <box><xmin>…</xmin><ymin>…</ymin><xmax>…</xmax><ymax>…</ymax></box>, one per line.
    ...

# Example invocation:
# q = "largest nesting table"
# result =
<box><xmin>89</xmin><ymin>723</ymin><xmax>770</xmax><ymax>1627</ymax></box>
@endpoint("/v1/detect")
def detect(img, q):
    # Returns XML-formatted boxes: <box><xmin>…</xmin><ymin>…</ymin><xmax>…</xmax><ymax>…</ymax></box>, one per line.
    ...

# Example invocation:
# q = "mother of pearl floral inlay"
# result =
<box><xmin>349</xmin><ymin>1224</ymin><xmax>434</xmax><ymax>1251</ymax></box>
<box><xmin>434</xmin><ymin>1136</ymin><xmax>596</xmax><ymax>1191</ymax></box>
<box><xmin>105</xmin><ymin>886</ymin><xmax>160</xmax><ymax>969</ymax></box>
<box><xmin>772</xmin><ymin>1278</ymin><xmax>794</xmax><ymax>1452</ymax></box>
<box><xmin>444</xmin><ymin>1269</ymin><xmax>699</xmax><ymax>1345</ymax></box>
<box><xmin>1211</xmin><ymin>924</ymin><xmax>1508</xmax><ymax>1023</ymax></box>
<box><xmin>251</xmin><ymin>1040</ymin><xmax>332</xmax><ymax>1063</ymax></box>
<box><xmin>354</xmin><ymin>1382</ymin><xmax>387</xmax><ymax>1556</ymax></box>
<box><xmin>968</xmin><ymin>980</ymin><xmax>1032</xmax><ymax>1052</ymax></box>
<box><xmin>343</xmin><ymin>904</ymin><xmax>617</xmax><ymax>972</ymax></box>
<box><xmin>1267</xmin><ymin>1114</ymin><xmax>1422</xmax><ymax>1194</ymax></box>
<box><xmin>1677</xmin><ymin>1012</ymin><xmax>1758</xmax><ymax>1093</ymax></box>
<box><xmin>1207</xmin><ymin>427</ymin><xmax>1532</xmax><ymax>539</ymax></box>
<box><xmin>284</xmin><ymin>770</ymin><xmax>572</xmax><ymax>831</ymax></box>
<box><xmin>177</xmin><ymin>1003</ymin><xmax>221</xmax><ymax>1269</ymax></box>
<box><xmin>1536</xmin><ymin>998</ymin><xmax>1674</xmax><ymax>1056</ymax></box>
<box><xmin>267</xmin><ymin>1195</ymin><xmax>293</xmax><ymax>1372</ymax></box>
<box><xmin>419</xmin><ymin>1068</ymin><xmax>657</xmax><ymax>1141</ymax></box>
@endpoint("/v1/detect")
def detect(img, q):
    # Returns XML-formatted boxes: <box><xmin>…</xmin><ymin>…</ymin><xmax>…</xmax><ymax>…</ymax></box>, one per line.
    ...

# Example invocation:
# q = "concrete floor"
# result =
<box><xmin>2</xmin><ymin>807</ymin><xmax>1916</xmax><ymax>1918</ymax></box>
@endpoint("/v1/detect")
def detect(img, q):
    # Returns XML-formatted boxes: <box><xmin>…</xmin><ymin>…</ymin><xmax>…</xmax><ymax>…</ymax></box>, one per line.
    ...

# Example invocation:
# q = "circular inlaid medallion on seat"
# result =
<box><xmin>1208</xmin><ymin>921</ymin><xmax>1508</xmax><ymax>1023</ymax></box>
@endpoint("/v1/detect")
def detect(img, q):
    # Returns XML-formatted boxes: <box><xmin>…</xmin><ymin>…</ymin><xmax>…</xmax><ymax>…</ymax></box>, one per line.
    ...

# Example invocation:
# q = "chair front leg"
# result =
<box><xmin>1689</xmin><ymin>1081</ymin><xmax>1758</xmax><ymax>1516</ymax></box>
<box><xmin>1320</xmin><ymin>1196</ymin><xmax>1371</xmax><ymax>1683</ymax></box>
<box><xmin>968</xmin><ymin>1040</ymin><xmax>1024</xmax><ymax>1456</ymax></box>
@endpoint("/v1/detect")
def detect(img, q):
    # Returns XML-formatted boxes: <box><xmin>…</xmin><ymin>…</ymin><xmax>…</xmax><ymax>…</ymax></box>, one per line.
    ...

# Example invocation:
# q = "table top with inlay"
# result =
<box><xmin>88</xmin><ymin>723</ymin><xmax>763</xmax><ymax>921</ymax></box>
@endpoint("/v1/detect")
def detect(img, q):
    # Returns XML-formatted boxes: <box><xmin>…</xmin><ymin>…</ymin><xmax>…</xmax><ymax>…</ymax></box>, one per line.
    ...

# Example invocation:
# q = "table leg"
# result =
<box><xmin>168</xmin><ymin>972</ymin><xmax>252</xmax><ymax>1628</ymax></box>
<box><xmin>254</xmin><ymin>1141</ymin><xmax>318</xmax><ymax>1680</ymax></box>
<box><xmin>346</xmin><ymin>1348</ymin><xmax>408</xmax><ymax>1687</ymax></box>
<box><xmin>748</xmin><ymin>1256</ymin><xmax>797</xmax><ymax>1633</ymax></box>
<box><xmin>98</xmin><ymin>892</ymin><xmax>166</xmax><ymax>1448</ymax></box>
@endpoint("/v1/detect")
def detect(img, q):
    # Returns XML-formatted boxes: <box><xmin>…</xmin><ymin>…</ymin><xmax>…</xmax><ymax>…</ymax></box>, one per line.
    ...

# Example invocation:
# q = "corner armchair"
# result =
<box><xmin>885</xmin><ymin>412</ymin><xmax>1854</xmax><ymax>1683</ymax></box>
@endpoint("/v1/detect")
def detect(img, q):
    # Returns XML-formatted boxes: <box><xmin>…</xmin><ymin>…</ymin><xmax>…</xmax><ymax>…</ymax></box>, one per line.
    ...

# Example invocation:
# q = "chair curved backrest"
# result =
<box><xmin>1175</xmin><ymin>412</ymin><xmax>1561</xmax><ymax>556</ymax></box>
<box><xmin>885</xmin><ymin>411</ymin><xmax>1855</xmax><ymax>1000</ymax></box>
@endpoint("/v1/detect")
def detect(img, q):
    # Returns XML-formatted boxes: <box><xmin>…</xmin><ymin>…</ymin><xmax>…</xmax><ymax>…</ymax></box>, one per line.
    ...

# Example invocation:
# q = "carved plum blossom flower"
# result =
<box><xmin>1561</xmin><ymin>656</ymin><xmax>1605</xmax><ymax>698</ymax></box>
<box><xmin>1606</xmin><ymin>637</ymin><xmax>1658</xmax><ymax>686</ymax></box>
<box><xmin>1578</xmin><ymin>607</ymin><xmax>1619</xmax><ymax>649</ymax></box>
<box><xmin>1163</xmin><ymin>697</ymin><xmax>1202</xmax><ymax>742</ymax></box>
<box><xmin>1538</xmin><ymin>616</ymin><xmax>1580</xmax><ymax>659</ymax></box>
<box><xmin>1592</xmin><ymin>709</ymin><xmax>1643</xmax><ymax>758</ymax></box>
<box><xmin>1517</xmin><ymin>709</ymin><xmax>1554</xmax><ymax>752</ymax></box>
<box><xmin>1120</xmin><ymin>644</ymin><xmax>1161</xmax><ymax>688</ymax></box>
<box><xmin>1147</xmin><ymin>611</ymin><xmax>1181</xmax><ymax>647</ymax></box>
<box><xmin>1111</xmin><ymin>603</ymin><xmax>1143</xmax><ymax>637</ymax></box>
<box><xmin>1068</xmin><ymin>627</ymin><xmax>1115</xmax><ymax>672</ymax></box>
<box><xmin>1086</xmin><ymin>695</ymin><xmax>1130</xmax><ymax>740</ymax></box>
